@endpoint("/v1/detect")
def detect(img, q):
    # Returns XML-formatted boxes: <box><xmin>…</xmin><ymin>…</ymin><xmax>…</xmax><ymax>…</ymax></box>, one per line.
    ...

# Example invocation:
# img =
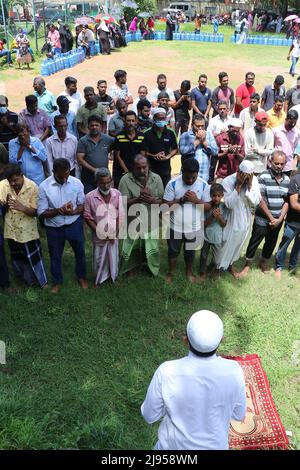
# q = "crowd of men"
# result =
<box><xmin>0</xmin><ymin>69</ymin><xmax>300</xmax><ymax>292</ymax></box>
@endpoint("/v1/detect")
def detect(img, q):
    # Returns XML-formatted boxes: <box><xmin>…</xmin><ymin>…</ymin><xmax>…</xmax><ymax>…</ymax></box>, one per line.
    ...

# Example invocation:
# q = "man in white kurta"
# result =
<box><xmin>215</xmin><ymin>160</ymin><xmax>261</xmax><ymax>274</ymax></box>
<box><xmin>141</xmin><ymin>310</ymin><xmax>246</xmax><ymax>450</ymax></box>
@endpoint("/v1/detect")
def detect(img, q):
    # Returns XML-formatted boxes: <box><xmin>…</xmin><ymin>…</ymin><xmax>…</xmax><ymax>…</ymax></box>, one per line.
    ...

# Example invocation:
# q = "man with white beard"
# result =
<box><xmin>215</xmin><ymin>160</ymin><xmax>261</xmax><ymax>276</ymax></box>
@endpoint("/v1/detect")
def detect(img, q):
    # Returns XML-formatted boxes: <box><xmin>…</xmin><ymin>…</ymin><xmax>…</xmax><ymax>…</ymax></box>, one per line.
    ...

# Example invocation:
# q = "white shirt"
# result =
<box><xmin>58</xmin><ymin>90</ymin><xmax>84</xmax><ymax>115</ymax></box>
<box><xmin>239</xmin><ymin>107</ymin><xmax>263</xmax><ymax>132</ymax></box>
<box><xmin>207</xmin><ymin>115</ymin><xmax>230</xmax><ymax>137</ymax></box>
<box><xmin>150</xmin><ymin>87</ymin><xmax>175</xmax><ymax>104</ymax></box>
<box><xmin>244</xmin><ymin>127</ymin><xmax>274</xmax><ymax>173</ymax></box>
<box><xmin>37</xmin><ymin>175</ymin><xmax>85</xmax><ymax>227</ymax></box>
<box><xmin>108</xmin><ymin>84</ymin><xmax>132</xmax><ymax>103</ymax></box>
<box><xmin>141</xmin><ymin>352</ymin><xmax>246</xmax><ymax>450</ymax></box>
<box><xmin>291</xmin><ymin>38</ymin><xmax>300</xmax><ymax>58</ymax></box>
<box><xmin>164</xmin><ymin>175</ymin><xmax>210</xmax><ymax>233</ymax></box>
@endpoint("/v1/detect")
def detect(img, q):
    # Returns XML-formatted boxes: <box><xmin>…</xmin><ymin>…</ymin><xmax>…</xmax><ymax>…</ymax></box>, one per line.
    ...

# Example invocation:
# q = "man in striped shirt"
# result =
<box><xmin>238</xmin><ymin>150</ymin><xmax>289</xmax><ymax>276</ymax></box>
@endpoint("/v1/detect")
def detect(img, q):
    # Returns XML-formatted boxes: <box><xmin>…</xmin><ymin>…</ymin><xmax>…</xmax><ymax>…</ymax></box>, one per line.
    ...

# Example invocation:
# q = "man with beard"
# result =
<box><xmin>108</xmin><ymin>99</ymin><xmax>128</xmax><ymax>137</ymax></box>
<box><xmin>84</xmin><ymin>168</ymin><xmax>125</xmax><ymax>286</ymax></box>
<box><xmin>143</xmin><ymin>108</ymin><xmax>178</xmax><ymax>188</ymax></box>
<box><xmin>150</xmin><ymin>74</ymin><xmax>175</xmax><ymax>107</ymax></box>
<box><xmin>76</xmin><ymin>86</ymin><xmax>107</xmax><ymax>137</ymax></box>
<box><xmin>239</xmin><ymin>93</ymin><xmax>262</xmax><ymax>133</ymax></box>
<box><xmin>207</xmin><ymin>100</ymin><xmax>231</xmax><ymax>137</ymax></box>
<box><xmin>215</xmin><ymin>118</ymin><xmax>245</xmax><ymax>181</ymax></box>
<box><xmin>77</xmin><ymin>115</ymin><xmax>114</xmax><ymax>193</ymax></box>
<box><xmin>112</xmin><ymin>111</ymin><xmax>145</xmax><ymax>188</ymax></box>
<box><xmin>211</xmin><ymin>72</ymin><xmax>235</xmax><ymax>117</ymax></box>
<box><xmin>136</xmin><ymin>100</ymin><xmax>152</xmax><ymax>133</ymax></box>
<box><xmin>214</xmin><ymin>160</ymin><xmax>261</xmax><ymax>277</ymax></box>
<box><xmin>234</xmin><ymin>72</ymin><xmax>256</xmax><ymax>117</ymax></box>
<box><xmin>273</xmin><ymin>110</ymin><xmax>300</xmax><ymax>176</ymax></box>
<box><xmin>244</xmin><ymin>111</ymin><xmax>274</xmax><ymax>175</ymax></box>
<box><xmin>237</xmin><ymin>151</ymin><xmax>289</xmax><ymax>276</ymax></box>
<box><xmin>119</xmin><ymin>154</ymin><xmax>164</xmax><ymax>277</ymax></box>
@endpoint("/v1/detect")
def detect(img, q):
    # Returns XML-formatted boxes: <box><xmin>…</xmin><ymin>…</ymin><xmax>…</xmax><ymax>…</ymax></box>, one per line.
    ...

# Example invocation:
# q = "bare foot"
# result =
<box><xmin>259</xmin><ymin>260</ymin><xmax>270</xmax><ymax>273</ymax></box>
<box><xmin>78</xmin><ymin>278</ymin><xmax>88</xmax><ymax>289</ymax></box>
<box><xmin>228</xmin><ymin>265</ymin><xmax>239</xmax><ymax>278</ymax></box>
<box><xmin>51</xmin><ymin>285</ymin><xmax>60</xmax><ymax>294</ymax></box>
<box><xmin>187</xmin><ymin>274</ymin><xmax>197</xmax><ymax>283</ymax></box>
<box><xmin>275</xmin><ymin>269</ymin><xmax>282</xmax><ymax>280</ymax></box>
<box><xmin>41</xmin><ymin>284</ymin><xmax>49</xmax><ymax>290</ymax></box>
<box><xmin>235</xmin><ymin>266</ymin><xmax>250</xmax><ymax>279</ymax></box>
<box><xmin>166</xmin><ymin>274</ymin><xmax>173</xmax><ymax>284</ymax></box>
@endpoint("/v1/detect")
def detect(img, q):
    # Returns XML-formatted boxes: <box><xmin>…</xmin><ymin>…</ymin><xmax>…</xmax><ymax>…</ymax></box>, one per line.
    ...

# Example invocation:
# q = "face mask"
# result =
<box><xmin>0</xmin><ymin>106</ymin><xmax>8</xmax><ymax>115</ymax></box>
<box><xmin>155</xmin><ymin>120</ymin><xmax>166</xmax><ymax>128</ymax></box>
<box><xmin>99</xmin><ymin>187</ymin><xmax>111</xmax><ymax>196</ymax></box>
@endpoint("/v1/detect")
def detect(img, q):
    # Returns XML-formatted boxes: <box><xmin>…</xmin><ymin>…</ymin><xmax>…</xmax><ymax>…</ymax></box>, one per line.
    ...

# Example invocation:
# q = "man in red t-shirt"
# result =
<box><xmin>234</xmin><ymin>72</ymin><xmax>256</xmax><ymax>117</ymax></box>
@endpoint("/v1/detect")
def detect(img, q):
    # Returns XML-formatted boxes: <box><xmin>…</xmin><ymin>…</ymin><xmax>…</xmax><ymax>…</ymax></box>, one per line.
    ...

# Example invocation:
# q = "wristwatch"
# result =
<box><xmin>28</xmin><ymin>145</ymin><xmax>33</xmax><ymax>152</ymax></box>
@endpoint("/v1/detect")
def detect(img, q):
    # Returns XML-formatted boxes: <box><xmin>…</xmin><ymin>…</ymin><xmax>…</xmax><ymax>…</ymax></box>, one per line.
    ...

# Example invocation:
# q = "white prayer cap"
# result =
<box><xmin>239</xmin><ymin>160</ymin><xmax>254</xmax><ymax>174</ymax></box>
<box><xmin>228</xmin><ymin>118</ymin><xmax>242</xmax><ymax>128</ymax></box>
<box><xmin>152</xmin><ymin>107</ymin><xmax>167</xmax><ymax>116</ymax></box>
<box><xmin>187</xmin><ymin>310</ymin><xmax>223</xmax><ymax>353</ymax></box>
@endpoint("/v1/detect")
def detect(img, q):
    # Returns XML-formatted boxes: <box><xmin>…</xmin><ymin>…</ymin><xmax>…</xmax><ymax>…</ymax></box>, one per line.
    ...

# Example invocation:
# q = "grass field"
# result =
<box><xmin>0</xmin><ymin>34</ymin><xmax>300</xmax><ymax>450</ymax></box>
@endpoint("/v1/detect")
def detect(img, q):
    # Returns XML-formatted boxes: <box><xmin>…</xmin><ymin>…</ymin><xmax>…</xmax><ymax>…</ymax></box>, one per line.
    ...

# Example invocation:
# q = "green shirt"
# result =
<box><xmin>34</xmin><ymin>89</ymin><xmax>57</xmax><ymax>115</ymax></box>
<box><xmin>119</xmin><ymin>171</ymin><xmax>164</xmax><ymax>232</ymax></box>
<box><xmin>76</xmin><ymin>103</ymin><xmax>107</xmax><ymax>130</ymax></box>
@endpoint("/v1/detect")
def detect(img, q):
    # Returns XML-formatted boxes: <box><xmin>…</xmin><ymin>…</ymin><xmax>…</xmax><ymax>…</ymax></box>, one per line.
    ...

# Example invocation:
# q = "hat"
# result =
<box><xmin>239</xmin><ymin>160</ymin><xmax>254</xmax><ymax>174</ymax></box>
<box><xmin>255</xmin><ymin>111</ymin><xmax>269</xmax><ymax>122</ymax></box>
<box><xmin>187</xmin><ymin>310</ymin><xmax>223</xmax><ymax>353</ymax></box>
<box><xmin>228</xmin><ymin>117</ymin><xmax>242</xmax><ymax>128</ymax></box>
<box><xmin>152</xmin><ymin>107</ymin><xmax>166</xmax><ymax>116</ymax></box>
<box><xmin>57</xmin><ymin>96</ymin><xmax>70</xmax><ymax>106</ymax></box>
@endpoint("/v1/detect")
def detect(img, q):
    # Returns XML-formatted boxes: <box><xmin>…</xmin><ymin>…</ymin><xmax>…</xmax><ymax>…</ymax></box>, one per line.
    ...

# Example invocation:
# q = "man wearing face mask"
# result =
<box><xmin>143</xmin><ymin>108</ymin><xmax>178</xmax><ymax>188</ymax></box>
<box><xmin>238</xmin><ymin>151</ymin><xmax>289</xmax><ymax>276</ymax></box>
<box><xmin>0</xmin><ymin>95</ymin><xmax>19</xmax><ymax>151</ymax></box>
<box><xmin>112</xmin><ymin>111</ymin><xmax>145</xmax><ymax>188</ymax></box>
<box><xmin>244</xmin><ymin>111</ymin><xmax>274</xmax><ymax>175</ymax></box>
<box><xmin>84</xmin><ymin>168</ymin><xmax>125</xmax><ymax>286</ymax></box>
<box><xmin>273</xmin><ymin>110</ymin><xmax>300</xmax><ymax>176</ymax></box>
<box><xmin>37</xmin><ymin>158</ymin><xmax>87</xmax><ymax>293</ymax></box>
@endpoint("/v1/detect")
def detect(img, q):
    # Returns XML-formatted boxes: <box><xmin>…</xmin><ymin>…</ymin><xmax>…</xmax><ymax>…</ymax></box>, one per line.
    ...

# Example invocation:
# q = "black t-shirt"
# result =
<box><xmin>95</xmin><ymin>94</ymin><xmax>114</xmax><ymax>110</ymax></box>
<box><xmin>143</xmin><ymin>126</ymin><xmax>178</xmax><ymax>176</ymax></box>
<box><xmin>0</xmin><ymin>111</ymin><xmax>19</xmax><ymax>150</ymax></box>
<box><xmin>137</xmin><ymin>118</ymin><xmax>152</xmax><ymax>133</ymax></box>
<box><xmin>113</xmin><ymin>130</ymin><xmax>145</xmax><ymax>181</ymax></box>
<box><xmin>174</xmin><ymin>90</ymin><xmax>191</xmax><ymax>121</ymax></box>
<box><xmin>286</xmin><ymin>174</ymin><xmax>300</xmax><ymax>229</ymax></box>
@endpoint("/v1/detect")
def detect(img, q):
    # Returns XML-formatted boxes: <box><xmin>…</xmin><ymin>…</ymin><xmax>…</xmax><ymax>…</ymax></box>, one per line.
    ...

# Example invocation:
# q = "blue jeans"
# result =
<box><xmin>45</xmin><ymin>216</ymin><xmax>86</xmax><ymax>284</ymax></box>
<box><xmin>275</xmin><ymin>223</ymin><xmax>300</xmax><ymax>270</ymax></box>
<box><xmin>289</xmin><ymin>56</ymin><xmax>299</xmax><ymax>75</ymax></box>
<box><xmin>0</xmin><ymin>49</ymin><xmax>12</xmax><ymax>64</ymax></box>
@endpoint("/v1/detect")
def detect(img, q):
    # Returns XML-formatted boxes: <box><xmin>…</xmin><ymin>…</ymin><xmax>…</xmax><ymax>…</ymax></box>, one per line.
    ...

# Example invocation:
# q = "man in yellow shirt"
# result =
<box><xmin>267</xmin><ymin>96</ymin><xmax>286</xmax><ymax>129</ymax></box>
<box><xmin>0</xmin><ymin>164</ymin><xmax>47</xmax><ymax>287</ymax></box>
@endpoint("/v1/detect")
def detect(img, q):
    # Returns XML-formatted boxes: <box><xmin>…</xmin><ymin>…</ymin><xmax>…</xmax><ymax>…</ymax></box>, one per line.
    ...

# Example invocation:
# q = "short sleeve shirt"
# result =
<box><xmin>164</xmin><ymin>175</ymin><xmax>211</xmax><ymax>233</ymax></box>
<box><xmin>143</xmin><ymin>126</ymin><xmax>178</xmax><ymax>176</ymax></box>
<box><xmin>191</xmin><ymin>87</ymin><xmax>212</xmax><ymax>114</ymax></box>
<box><xmin>286</xmin><ymin>174</ymin><xmax>300</xmax><ymax>229</ymax></box>
<box><xmin>234</xmin><ymin>83</ymin><xmax>256</xmax><ymax>115</ymax></box>
<box><xmin>77</xmin><ymin>133</ymin><xmax>115</xmax><ymax>168</ymax></box>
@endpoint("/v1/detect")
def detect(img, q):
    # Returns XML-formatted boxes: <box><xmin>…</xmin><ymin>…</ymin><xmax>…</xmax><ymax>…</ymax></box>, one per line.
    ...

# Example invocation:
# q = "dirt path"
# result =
<box><xmin>0</xmin><ymin>41</ymin><xmax>296</xmax><ymax>112</ymax></box>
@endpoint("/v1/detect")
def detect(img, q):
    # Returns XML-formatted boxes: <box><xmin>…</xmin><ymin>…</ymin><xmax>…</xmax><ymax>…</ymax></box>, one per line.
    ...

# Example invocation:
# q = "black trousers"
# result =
<box><xmin>245</xmin><ymin>220</ymin><xmax>283</xmax><ymax>260</ymax></box>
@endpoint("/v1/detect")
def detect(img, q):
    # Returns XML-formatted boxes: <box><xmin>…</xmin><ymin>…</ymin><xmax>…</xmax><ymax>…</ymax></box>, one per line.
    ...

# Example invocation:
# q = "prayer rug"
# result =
<box><xmin>226</xmin><ymin>354</ymin><xmax>289</xmax><ymax>450</ymax></box>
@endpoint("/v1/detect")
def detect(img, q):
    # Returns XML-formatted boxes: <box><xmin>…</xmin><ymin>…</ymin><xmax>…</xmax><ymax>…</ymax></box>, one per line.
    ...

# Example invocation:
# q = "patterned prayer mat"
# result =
<box><xmin>227</xmin><ymin>354</ymin><xmax>289</xmax><ymax>450</ymax></box>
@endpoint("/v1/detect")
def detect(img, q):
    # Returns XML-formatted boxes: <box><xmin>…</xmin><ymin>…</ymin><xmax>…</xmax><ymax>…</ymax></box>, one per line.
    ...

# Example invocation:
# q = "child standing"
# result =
<box><xmin>200</xmin><ymin>183</ymin><xmax>228</xmax><ymax>280</ymax></box>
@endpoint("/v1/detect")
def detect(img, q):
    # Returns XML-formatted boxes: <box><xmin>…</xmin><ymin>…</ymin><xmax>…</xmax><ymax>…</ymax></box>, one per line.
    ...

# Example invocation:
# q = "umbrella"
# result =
<box><xmin>121</xmin><ymin>1</ymin><xmax>138</xmax><ymax>9</ymax></box>
<box><xmin>95</xmin><ymin>14</ymin><xmax>118</xmax><ymax>24</ymax></box>
<box><xmin>294</xmin><ymin>18</ymin><xmax>300</xmax><ymax>24</ymax></box>
<box><xmin>75</xmin><ymin>16</ymin><xmax>95</xmax><ymax>25</ymax></box>
<box><xmin>138</xmin><ymin>12</ymin><xmax>151</xmax><ymax>18</ymax></box>
<box><xmin>284</xmin><ymin>15</ymin><xmax>298</xmax><ymax>21</ymax></box>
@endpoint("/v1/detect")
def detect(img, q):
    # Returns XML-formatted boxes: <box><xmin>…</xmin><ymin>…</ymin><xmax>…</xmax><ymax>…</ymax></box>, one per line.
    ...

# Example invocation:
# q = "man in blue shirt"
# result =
<box><xmin>179</xmin><ymin>114</ymin><xmax>218</xmax><ymax>182</ymax></box>
<box><xmin>191</xmin><ymin>74</ymin><xmax>212</xmax><ymax>120</ymax></box>
<box><xmin>37</xmin><ymin>158</ymin><xmax>87</xmax><ymax>293</ymax></box>
<box><xmin>9</xmin><ymin>123</ymin><xmax>47</xmax><ymax>186</ymax></box>
<box><xmin>50</xmin><ymin>96</ymin><xmax>77</xmax><ymax>137</ymax></box>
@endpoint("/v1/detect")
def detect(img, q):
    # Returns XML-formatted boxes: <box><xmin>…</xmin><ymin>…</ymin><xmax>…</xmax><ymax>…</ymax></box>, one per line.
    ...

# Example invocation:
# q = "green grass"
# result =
<box><xmin>0</xmin><ymin>230</ymin><xmax>300</xmax><ymax>449</ymax></box>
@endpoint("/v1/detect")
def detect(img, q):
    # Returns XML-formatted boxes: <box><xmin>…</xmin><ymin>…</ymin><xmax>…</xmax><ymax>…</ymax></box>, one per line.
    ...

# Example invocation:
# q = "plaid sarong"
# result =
<box><xmin>8</xmin><ymin>239</ymin><xmax>47</xmax><ymax>287</ymax></box>
<box><xmin>119</xmin><ymin>230</ymin><xmax>160</xmax><ymax>276</ymax></box>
